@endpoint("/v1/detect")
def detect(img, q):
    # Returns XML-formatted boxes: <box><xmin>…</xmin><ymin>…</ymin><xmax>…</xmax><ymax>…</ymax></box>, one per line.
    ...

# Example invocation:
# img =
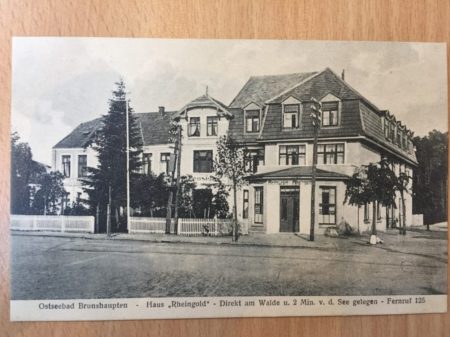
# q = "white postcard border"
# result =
<box><xmin>10</xmin><ymin>295</ymin><xmax>447</xmax><ymax>321</ymax></box>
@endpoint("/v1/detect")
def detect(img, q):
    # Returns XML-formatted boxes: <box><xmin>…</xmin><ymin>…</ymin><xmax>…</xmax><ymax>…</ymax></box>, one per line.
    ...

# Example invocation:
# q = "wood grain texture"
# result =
<box><xmin>0</xmin><ymin>0</ymin><xmax>449</xmax><ymax>336</ymax></box>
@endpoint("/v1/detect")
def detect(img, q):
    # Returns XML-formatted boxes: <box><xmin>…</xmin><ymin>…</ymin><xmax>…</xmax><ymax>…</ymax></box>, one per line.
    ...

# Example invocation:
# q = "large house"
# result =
<box><xmin>52</xmin><ymin>68</ymin><xmax>417</xmax><ymax>235</ymax></box>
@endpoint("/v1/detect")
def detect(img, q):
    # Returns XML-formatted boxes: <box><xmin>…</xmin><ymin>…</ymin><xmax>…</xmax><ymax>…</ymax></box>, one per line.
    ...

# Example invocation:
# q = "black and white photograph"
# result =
<box><xmin>9</xmin><ymin>38</ymin><xmax>448</xmax><ymax>321</ymax></box>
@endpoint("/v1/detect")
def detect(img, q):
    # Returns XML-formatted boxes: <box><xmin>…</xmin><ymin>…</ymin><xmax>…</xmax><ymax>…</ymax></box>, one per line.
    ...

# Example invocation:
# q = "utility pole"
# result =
<box><xmin>173</xmin><ymin>125</ymin><xmax>182</xmax><ymax>235</ymax></box>
<box><xmin>107</xmin><ymin>185</ymin><xmax>112</xmax><ymax>237</ymax></box>
<box><xmin>310</xmin><ymin>97</ymin><xmax>322</xmax><ymax>242</ymax></box>
<box><xmin>165</xmin><ymin>126</ymin><xmax>180</xmax><ymax>234</ymax></box>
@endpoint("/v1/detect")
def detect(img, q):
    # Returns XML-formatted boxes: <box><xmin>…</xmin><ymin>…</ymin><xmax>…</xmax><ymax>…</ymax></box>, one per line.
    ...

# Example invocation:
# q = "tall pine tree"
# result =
<box><xmin>82</xmin><ymin>80</ymin><xmax>143</xmax><ymax>232</ymax></box>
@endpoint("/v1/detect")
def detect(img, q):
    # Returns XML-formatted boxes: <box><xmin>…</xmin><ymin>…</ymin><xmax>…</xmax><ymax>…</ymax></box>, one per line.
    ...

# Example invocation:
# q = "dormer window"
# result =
<box><xmin>283</xmin><ymin>104</ymin><xmax>300</xmax><ymax>128</ymax></box>
<box><xmin>397</xmin><ymin>129</ymin><xmax>402</xmax><ymax>147</ymax></box>
<box><xmin>402</xmin><ymin>133</ymin><xmax>408</xmax><ymax>150</ymax></box>
<box><xmin>389</xmin><ymin>122</ymin><xmax>396</xmax><ymax>142</ymax></box>
<box><xmin>245</xmin><ymin>110</ymin><xmax>260</xmax><ymax>133</ymax></box>
<box><xmin>322</xmin><ymin>101</ymin><xmax>339</xmax><ymax>127</ymax></box>
<box><xmin>320</xmin><ymin>93</ymin><xmax>341</xmax><ymax>127</ymax></box>
<box><xmin>188</xmin><ymin>117</ymin><xmax>200</xmax><ymax>137</ymax></box>
<box><xmin>384</xmin><ymin>118</ymin><xmax>390</xmax><ymax>139</ymax></box>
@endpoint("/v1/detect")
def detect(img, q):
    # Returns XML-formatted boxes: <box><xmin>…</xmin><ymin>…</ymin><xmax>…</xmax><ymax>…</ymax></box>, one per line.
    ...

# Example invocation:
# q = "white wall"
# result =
<box><xmin>177</xmin><ymin>107</ymin><xmax>230</xmax><ymax>188</ymax></box>
<box><xmin>52</xmin><ymin>147</ymin><xmax>98</xmax><ymax>203</ymax></box>
<box><xmin>260</xmin><ymin>141</ymin><xmax>382</xmax><ymax>177</ymax></box>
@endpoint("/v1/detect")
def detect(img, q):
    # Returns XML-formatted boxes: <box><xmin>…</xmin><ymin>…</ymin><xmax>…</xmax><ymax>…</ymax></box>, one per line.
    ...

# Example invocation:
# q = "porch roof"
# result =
<box><xmin>247</xmin><ymin>166</ymin><xmax>349</xmax><ymax>181</ymax></box>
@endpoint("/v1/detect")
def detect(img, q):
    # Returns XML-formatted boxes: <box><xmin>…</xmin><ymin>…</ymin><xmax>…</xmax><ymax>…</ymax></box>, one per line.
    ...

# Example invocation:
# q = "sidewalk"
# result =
<box><xmin>11</xmin><ymin>225</ymin><xmax>445</xmax><ymax>250</ymax></box>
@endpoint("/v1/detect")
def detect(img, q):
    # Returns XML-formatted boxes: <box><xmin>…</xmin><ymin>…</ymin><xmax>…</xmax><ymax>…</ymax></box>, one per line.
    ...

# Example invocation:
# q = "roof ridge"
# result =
<box><xmin>252</xmin><ymin>71</ymin><xmax>316</xmax><ymax>78</ymax></box>
<box><xmin>265</xmin><ymin>69</ymin><xmax>325</xmax><ymax>104</ymax></box>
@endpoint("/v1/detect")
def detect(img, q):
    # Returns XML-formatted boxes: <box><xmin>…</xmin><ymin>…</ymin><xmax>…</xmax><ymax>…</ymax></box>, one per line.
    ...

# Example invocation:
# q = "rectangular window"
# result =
<box><xmin>160</xmin><ymin>153</ymin><xmax>171</xmax><ymax>174</ymax></box>
<box><xmin>402</xmin><ymin>133</ymin><xmax>408</xmax><ymax>150</ymax></box>
<box><xmin>317</xmin><ymin>143</ymin><xmax>344</xmax><ymax>164</ymax></box>
<box><xmin>254</xmin><ymin>187</ymin><xmax>264</xmax><ymax>223</ymax></box>
<box><xmin>245</xmin><ymin>110</ymin><xmax>260</xmax><ymax>133</ymax></box>
<box><xmin>390</xmin><ymin>122</ymin><xmax>396</xmax><ymax>142</ymax></box>
<box><xmin>397</xmin><ymin>129</ymin><xmax>402</xmax><ymax>146</ymax></box>
<box><xmin>319</xmin><ymin>186</ymin><xmax>336</xmax><ymax>225</ymax></box>
<box><xmin>193</xmin><ymin>150</ymin><xmax>213</xmax><ymax>173</ymax></box>
<box><xmin>62</xmin><ymin>155</ymin><xmax>71</xmax><ymax>177</ymax></box>
<box><xmin>322</xmin><ymin>101</ymin><xmax>339</xmax><ymax>127</ymax></box>
<box><xmin>188</xmin><ymin>117</ymin><xmax>201</xmax><ymax>137</ymax></box>
<box><xmin>78</xmin><ymin>155</ymin><xmax>88</xmax><ymax>178</ymax></box>
<box><xmin>243</xmin><ymin>190</ymin><xmax>249</xmax><ymax>219</ymax></box>
<box><xmin>244</xmin><ymin>148</ymin><xmax>265</xmax><ymax>173</ymax></box>
<box><xmin>279</xmin><ymin>145</ymin><xmax>306</xmax><ymax>165</ymax></box>
<box><xmin>364</xmin><ymin>203</ymin><xmax>369</xmax><ymax>222</ymax></box>
<box><xmin>207</xmin><ymin>116</ymin><xmax>218</xmax><ymax>136</ymax></box>
<box><xmin>283</xmin><ymin>104</ymin><xmax>299</xmax><ymax>128</ymax></box>
<box><xmin>384</xmin><ymin>118</ymin><xmax>390</xmax><ymax>139</ymax></box>
<box><xmin>143</xmin><ymin>153</ymin><xmax>152</xmax><ymax>175</ymax></box>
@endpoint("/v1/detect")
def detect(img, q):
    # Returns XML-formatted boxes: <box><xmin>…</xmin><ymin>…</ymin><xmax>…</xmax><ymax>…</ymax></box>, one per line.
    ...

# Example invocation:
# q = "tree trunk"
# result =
<box><xmin>232</xmin><ymin>179</ymin><xmax>238</xmax><ymax>242</ymax></box>
<box><xmin>401</xmin><ymin>192</ymin><xmax>406</xmax><ymax>235</ymax></box>
<box><xmin>371</xmin><ymin>201</ymin><xmax>377</xmax><ymax>236</ymax></box>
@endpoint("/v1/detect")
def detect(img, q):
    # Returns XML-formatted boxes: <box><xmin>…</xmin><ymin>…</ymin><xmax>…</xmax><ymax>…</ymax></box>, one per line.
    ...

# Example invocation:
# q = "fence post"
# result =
<box><xmin>90</xmin><ymin>216</ymin><xmax>95</xmax><ymax>233</ymax></box>
<box><xmin>61</xmin><ymin>216</ymin><xmax>65</xmax><ymax>232</ymax></box>
<box><xmin>32</xmin><ymin>216</ymin><xmax>37</xmax><ymax>230</ymax></box>
<box><xmin>177</xmin><ymin>218</ymin><xmax>183</xmax><ymax>235</ymax></box>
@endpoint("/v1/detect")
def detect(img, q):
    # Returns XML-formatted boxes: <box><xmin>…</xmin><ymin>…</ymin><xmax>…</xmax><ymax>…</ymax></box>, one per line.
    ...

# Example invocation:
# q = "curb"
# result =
<box><xmin>10</xmin><ymin>231</ymin><xmax>338</xmax><ymax>250</ymax></box>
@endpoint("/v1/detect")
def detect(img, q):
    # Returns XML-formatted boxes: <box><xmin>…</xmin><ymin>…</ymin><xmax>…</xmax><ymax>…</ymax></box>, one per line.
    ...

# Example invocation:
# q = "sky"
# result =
<box><xmin>11</xmin><ymin>38</ymin><xmax>448</xmax><ymax>165</ymax></box>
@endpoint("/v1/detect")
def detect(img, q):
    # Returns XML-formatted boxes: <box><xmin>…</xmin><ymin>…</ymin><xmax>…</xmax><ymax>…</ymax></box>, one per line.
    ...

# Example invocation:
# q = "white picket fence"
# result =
<box><xmin>129</xmin><ymin>217</ymin><xmax>238</xmax><ymax>236</ymax></box>
<box><xmin>10</xmin><ymin>215</ymin><xmax>95</xmax><ymax>233</ymax></box>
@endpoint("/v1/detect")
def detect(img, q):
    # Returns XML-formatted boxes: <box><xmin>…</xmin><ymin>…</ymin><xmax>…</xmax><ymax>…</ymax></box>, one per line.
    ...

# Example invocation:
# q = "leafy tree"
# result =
<box><xmin>176</xmin><ymin>175</ymin><xmax>196</xmax><ymax>218</ymax></box>
<box><xmin>211</xmin><ymin>176</ymin><xmax>230</xmax><ymax>219</ymax></box>
<box><xmin>31</xmin><ymin>171</ymin><xmax>66</xmax><ymax>215</ymax></box>
<box><xmin>345</xmin><ymin>159</ymin><xmax>397</xmax><ymax>242</ymax></box>
<box><xmin>192</xmin><ymin>188</ymin><xmax>214</xmax><ymax>218</ymax></box>
<box><xmin>413</xmin><ymin>130</ymin><xmax>448</xmax><ymax>224</ymax></box>
<box><xmin>11</xmin><ymin>132</ymin><xmax>46</xmax><ymax>214</ymax></box>
<box><xmin>82</xmin><ymin>80</ymin><xmax>143</xmax><ymax>232</ymax></box>
<box><xmin>133</xmin><ymin>173</ymin><xmax>169</xmax><ymax>217</ymax></box>
<box><xmin>214</xmin><ymin>135</ymin><xmax>246</xmax><ymax>241</ymax></box>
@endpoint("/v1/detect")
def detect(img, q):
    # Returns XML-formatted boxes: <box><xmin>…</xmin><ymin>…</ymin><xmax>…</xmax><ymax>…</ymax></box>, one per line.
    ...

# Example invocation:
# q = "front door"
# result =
<box><xmin>280</xmin><ymin>187</ymin><xmax>299</xmax><ymax>232</ymax></box>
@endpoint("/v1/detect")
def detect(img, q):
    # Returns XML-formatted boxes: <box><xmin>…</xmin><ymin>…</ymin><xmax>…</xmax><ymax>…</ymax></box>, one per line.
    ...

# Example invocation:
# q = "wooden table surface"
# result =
<box><xmin>0</xmin><ymin>0</ymin><xmax>449</xmax><ymax>336</ymax></box>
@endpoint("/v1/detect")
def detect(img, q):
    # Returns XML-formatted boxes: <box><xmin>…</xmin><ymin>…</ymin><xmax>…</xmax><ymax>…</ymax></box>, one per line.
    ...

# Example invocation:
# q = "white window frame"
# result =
<box><xmin>320</xmin><ymin>93</ymin><xmax>342</xmax><ymax>128</ymax></box>
<box><xmin>243</xmin><ymin>103</ymin><xmax>261</xmax><ymax>134</ymax></box>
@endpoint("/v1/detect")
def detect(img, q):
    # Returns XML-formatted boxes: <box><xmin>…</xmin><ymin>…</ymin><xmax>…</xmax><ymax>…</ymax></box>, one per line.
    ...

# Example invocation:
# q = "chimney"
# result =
<box><xmin>341</xmin><ymin>69</ymin><xmax>345</xmax><ymax>81</ymax></box>
<box><xmin>158</xmin><ymin>106</ymin><xmax>165</xmax><ymax>115</ymax></box>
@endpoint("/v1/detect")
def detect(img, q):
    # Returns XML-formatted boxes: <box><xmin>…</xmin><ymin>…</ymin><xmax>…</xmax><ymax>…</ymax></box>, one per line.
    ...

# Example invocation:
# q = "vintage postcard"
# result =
<box><xmin>10</xmin><ymin>38</ymin><xmax>448</xmax><ymax>321</ymax></box>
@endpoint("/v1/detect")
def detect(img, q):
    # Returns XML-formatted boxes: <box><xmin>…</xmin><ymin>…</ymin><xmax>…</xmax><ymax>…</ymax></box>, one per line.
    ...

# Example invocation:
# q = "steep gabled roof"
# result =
<box><xmin>247</xmin><ymin>68</ymin><xmax>417</xmax><ymax>165</ymax></box>
<box><xmin>53</xmin><ymin>112</ymin><xmax>178</xmax><ymax>149</ymax></box>
<box><xmin>229</xmin><ymin>72</ymin><xmax>318</xmax><ymax>108</ymax></box>
<box><xmin>53</xmin><ymin>118</ymin><xmax>103</xmax><ymax>149</ymax></box>
<box><xmin>179</xmin><ymin>94</ymin><xmax>231</xmax><ymax>116</ymax></box>
<box><xmin>135</xmin><ymin>111</ymin><xmax>178</xmax><ymax>145</ymax></box>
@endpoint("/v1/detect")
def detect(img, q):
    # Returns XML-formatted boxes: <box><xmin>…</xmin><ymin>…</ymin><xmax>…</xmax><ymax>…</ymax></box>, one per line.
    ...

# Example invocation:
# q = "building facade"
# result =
<box><xmin>52</xmin><ymin>68</ymin><xmax>417</xmax><ymax>234</ymax></box>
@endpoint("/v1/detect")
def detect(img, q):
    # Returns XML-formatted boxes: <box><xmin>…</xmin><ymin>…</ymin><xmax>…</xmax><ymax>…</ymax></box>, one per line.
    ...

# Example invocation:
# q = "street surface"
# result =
<box><xmin>11</xmin><ymin>229</ymin><xmax>447</xmax><ymax>300</ymax></box>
